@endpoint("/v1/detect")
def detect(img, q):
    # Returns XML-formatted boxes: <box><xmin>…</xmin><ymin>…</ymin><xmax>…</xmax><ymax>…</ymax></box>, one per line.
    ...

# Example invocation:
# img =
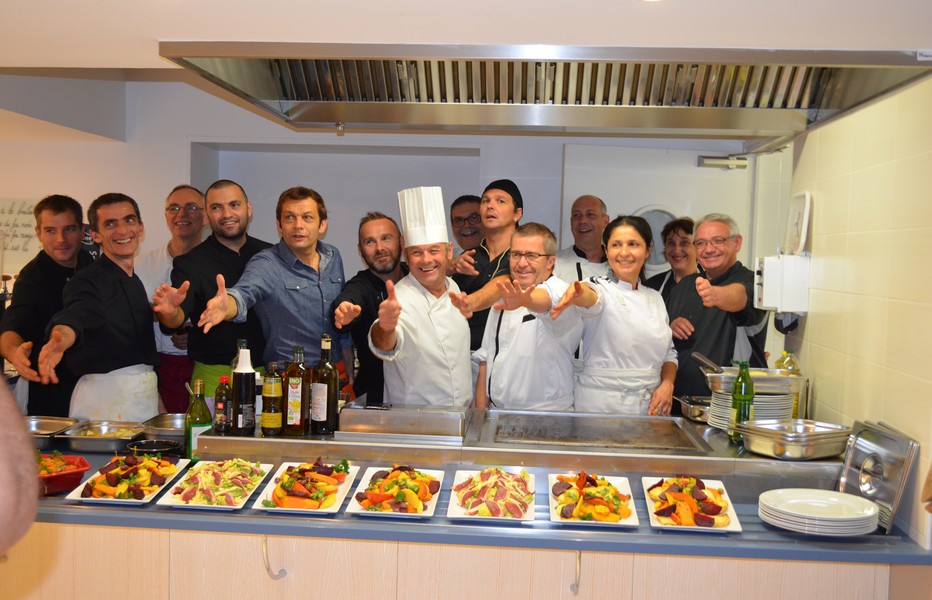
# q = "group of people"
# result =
<box><xmin>0</xmin><ymin>178</ymin><xmax>769</xmax><ymax>422</ymax></box>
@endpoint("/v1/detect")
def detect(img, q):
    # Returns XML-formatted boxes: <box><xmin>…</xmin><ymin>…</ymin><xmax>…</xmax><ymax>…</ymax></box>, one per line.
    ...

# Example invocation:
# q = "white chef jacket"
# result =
<box><xmin>135</xmin><ymin>245</ymin><xmax>186</xmax><ymax>356</ymax></box>
<box><xmin>574</xmin><ymin>276</ymin><xmax>677</xmax><ymax>414</ymax></box>
<box><xmin>474</xmin><ymin>276</ymin><xmax>580</xmax><ymax>411</ymax></box>
<box><xmin>553</xmin><ymin>246</ymin><xmax>609</xmax><ymax>283</ymax></box>
<box><xmin>368</xmin><ymin>274</ymin><xmax>473</xmax><ymax>407</ymax></box>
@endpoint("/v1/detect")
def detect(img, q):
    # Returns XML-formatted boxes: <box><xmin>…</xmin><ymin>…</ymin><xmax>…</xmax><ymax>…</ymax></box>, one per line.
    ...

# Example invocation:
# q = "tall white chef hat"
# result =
<box><xmin>397</xmin><ymin>186</ymin><xmax>448</xmax><ymax>248</ymax></box>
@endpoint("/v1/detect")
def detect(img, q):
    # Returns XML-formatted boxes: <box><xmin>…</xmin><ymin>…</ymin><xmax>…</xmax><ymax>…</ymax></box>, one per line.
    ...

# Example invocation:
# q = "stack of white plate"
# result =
<box><xmin>758</xmin><ymin>488</ymin><xmax>879</xmax><ymax>536</ymax></box>
<box><xmin>708</xmin><ymin>392</ymin><xmax>795</xmax><ymax>432</ymax></box>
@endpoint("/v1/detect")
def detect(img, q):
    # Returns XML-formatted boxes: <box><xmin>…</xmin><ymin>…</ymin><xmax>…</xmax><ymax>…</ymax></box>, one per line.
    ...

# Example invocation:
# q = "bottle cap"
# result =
<box><xmin>193</xmin><ymin>378</ymin><xmax>204</xmax><ymax>394</ymax></box>
<box><xmin>219</xmin><ymin>375</ymin><xmax>230</xmax><ymax>384</ymax></box>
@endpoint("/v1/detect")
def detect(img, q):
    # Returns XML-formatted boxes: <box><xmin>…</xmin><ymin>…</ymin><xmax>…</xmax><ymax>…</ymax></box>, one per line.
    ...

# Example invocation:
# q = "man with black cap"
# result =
<box><xmin>450</xmin><ymin>179</ymin><xmax>523</xmax><ymax>351</ymax></box>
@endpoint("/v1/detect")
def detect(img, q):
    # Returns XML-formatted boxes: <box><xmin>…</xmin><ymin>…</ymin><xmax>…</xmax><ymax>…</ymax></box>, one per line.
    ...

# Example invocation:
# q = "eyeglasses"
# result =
<box><xmin>451</xmin><ymin>213</ymin><xmax>481</xmax><ymax>227</ymax></box>
<box><xmin>693</xmin><ymin>236</ymin><xmax>734</xmax><ymax>250</ymax></box>
<box><xmin>165</xmin><ymin>204</ymin><xmax>204</xmax><ymax>214</ymax></box>
<box><xmin>509</xmin><ymin>251</ymin><xmax>552</xmax><ymax>262</ymax></box>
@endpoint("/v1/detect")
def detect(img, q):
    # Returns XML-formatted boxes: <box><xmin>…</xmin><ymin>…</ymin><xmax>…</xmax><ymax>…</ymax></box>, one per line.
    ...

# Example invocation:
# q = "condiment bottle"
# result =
<box><xmin>728</xmin><ymin>361</ymin><xmax>754</xmax><ymax>444</ymax></box>
<box><xmin>261</xmin><ymin>361</ymin><xmax>283</xmax><ymax>437</ymax></box>
<box><xmin>283</xmin><ymin>346</ymin><xmax>310</xmax><ymax>436</ymax></box>
<box><xmin>774</xmin><ymin>350</ymin><xmax>789</xmax><ymax>370</ymax></box>
<box><xmin>311</xmin><ymin>334</ymin><xmax>339</xmax><ymax>436</ymax></box>
<box><xmin>213</xmin><ymin>375</ymin><xmax>232</xmax><ymax>436</ymax></box>
<box><xmin>231</xmin><ymin>340</ymin><xmax>256</xmax><ymax>436</ymax></box>
<box><xmin>783</xmin><ymin>349</ymin><xmax>802</xmax><ymax>417</ymax></box>
<box><xmin>185</xmin><ymin>379</ymin><xmax>213</xmax><ymax>461</ymax></box>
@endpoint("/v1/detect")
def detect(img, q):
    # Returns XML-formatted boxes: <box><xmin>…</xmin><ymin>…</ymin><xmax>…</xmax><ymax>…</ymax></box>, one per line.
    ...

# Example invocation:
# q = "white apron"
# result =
<box><xmin>70</xmin><ymin>364</ymin><xmax>159</xmax><ymax>422</ymax></box>
<box><xmin>574</xmin><ymin>367</ymin><xmax>659</xmax><ymax>415</ymax></box>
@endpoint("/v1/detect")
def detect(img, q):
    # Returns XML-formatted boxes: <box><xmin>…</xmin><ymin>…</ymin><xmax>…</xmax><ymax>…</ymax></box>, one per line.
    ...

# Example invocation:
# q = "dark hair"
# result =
<box><xmin>33</xmin><ymin>195</ymin><xmax>83</xmax><ymax>228</ymax></box>
<box><xmin>451</xmin><ymin>194</ymin><xmax>481</xmax><ymax>210</ymax></box>
<box><xmin>603</xmin><ymin>215</ymin><xmax>653</xmax><ymax>282</ymax></box>
<box><xmin>88</xmin><ymin>193</ymin><xmax>142</xmax><ymax>232</ymax></box>
<box><xmin>514</xmin><ymin>222</ymin><xmax>557</xmax><ymax>255</ymax></box>
<box><xmin>358</xmin><ymin>211</ymin><xmax>400</xmax><ymax>238</ymax></box>
<box><xmin>276</xmin><ymin>186</ymin><xmax>327</xmax><ymax>222</ymax></box>
<box><xmin>661</xmin><ymin>217</ymin><xmax>695</xmax><ymax>243</ymax></box>
<box><xmin>166</xmin><ymin>184</ymin><xmax>204</xmax><ymax>203</ymax></box>
<box><xmin>205</xmin><ymin>179</ymin><xmax>248</xmax><ymax>202</ymax></box>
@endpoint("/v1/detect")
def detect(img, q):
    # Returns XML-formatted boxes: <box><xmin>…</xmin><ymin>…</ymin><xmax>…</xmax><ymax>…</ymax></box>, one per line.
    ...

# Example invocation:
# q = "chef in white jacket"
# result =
<box><xmin>474</xmin><ymin>223</ymin><xmax>579</xmax><ymax>411</ymax></box>
<box><xmin>369</xmin><ymin>187</ymin><xmax>473</xmax><ymax>407</ymax></box>
<box><xmin>552</xmin><ymin>215</ymin><xmax>677</xmax><ymax>415</ymax></box>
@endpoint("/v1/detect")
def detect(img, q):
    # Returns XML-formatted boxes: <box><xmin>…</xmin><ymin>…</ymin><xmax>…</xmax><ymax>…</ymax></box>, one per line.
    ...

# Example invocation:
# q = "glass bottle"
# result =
<box><xmin>230</xmin><ymin>338</ymin><xmax>247</xmax><ymax>371</ymax></box>
<box><xmin>282</xmin><ymin>346</ymin><xmax>310</xmax><ymax>437</ymax></box>
<box><xmin>261</xmin><ymin>361</ymin><xmax>283</xmax><ymax>437</ymax></box>
<box><xmin>774</xmin><ymin>350</ymin><xmax>789</xmax><ymax>370</ymax></box>
<box><xmin>311</xmin><ymin>334</ymin><xmax>339</xmax><ymax>436</ymax></box>
<box><xmin>185</xmin><ymin>379</ymin><xmax>213</xmax><ymax>461</ymax></box>
<box><xmin>783</xmin><ymin>349</ymin><xmax>802</xmax><ymax>417</ymax></box>
<box><xmin>213</xmin><ymin>375</ymin><xmax>232</xmax><ymax>436</ymax></box>
<box><xmin>728</xmin><ymin>361</ymin><xmax>754</xmax><ymax>444</ymax></box>
<box><xmin>231</xmin><ymin>341</ymin><xmax>256</xmax><ymax>436</ymax></box>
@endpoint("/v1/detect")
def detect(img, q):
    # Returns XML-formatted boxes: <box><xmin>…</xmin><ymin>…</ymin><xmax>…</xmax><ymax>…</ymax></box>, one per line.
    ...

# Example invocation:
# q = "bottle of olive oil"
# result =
<box><xmin>282</xmin><ymin>346</ymin><xmax>310</xmax><ymax>436</ymax></box>
<box><xmin>261</xmin><ymin>361</ymin><xmax>283</xmax><ymax>437</ymax></box>
<box><xmin>311</xmin><ymin>334</ymin><xmax>339</xmax><ymax>436</ymax></box>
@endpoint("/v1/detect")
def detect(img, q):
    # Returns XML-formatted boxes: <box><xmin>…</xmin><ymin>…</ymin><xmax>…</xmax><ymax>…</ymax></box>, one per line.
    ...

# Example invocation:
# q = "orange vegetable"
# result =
<box><xmin>666</xmin><ymin>491</ymin><xmax>699</xmax><ymax>514</ymax></box>
<box><xmin>281</xmin><ymin>496</ymin><xmax>320</xmax><ymax>510</ymax></box>
<box><xmin>304</xmin><ymin>472</ymin><xmax>338</xmax><ymax>486</ymax></box>
<box><xmin>674</xmin><ymin>500</ymin><xmax>695</xmax><ymax>526</ymax></box>
<box><xmin>366</xmin><ymin>491</ymin><xmax>394</xmax><ymax>504</ymax></box>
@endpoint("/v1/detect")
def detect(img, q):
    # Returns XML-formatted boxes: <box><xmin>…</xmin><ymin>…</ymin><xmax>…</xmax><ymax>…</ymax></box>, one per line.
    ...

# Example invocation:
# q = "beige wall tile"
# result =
<box><xmin>851</xmin><ymin>96</ymin><xmax>898</xmax><ymax>171</ymax></box>
<box><xmin>791</xmin><ymin>132</ymin><xmax>818</xmax><ymax>188</ymax></box>
<box><xmin>810</xmin><ymin>175</ymin><xmax>850</xmax><ymax>236</ymax></box>
<box><xmin>891</xmin><ymin>151</ymin><xmax>932</xmax><ymax>229</ymax></box>
<box><xmin>806</xmin><ymin>343</ymin><xmax>845</xmax><ymax>414</ymax></box>
<box><xmin>895</xmin><ymin>76</ymin><xmax>932</xmax><ymax>160</ymax></box>
<box><xmin>887</xmin><ymin>227</ymin><xmax>932</xmax><ymax>303</ymax></box>
<box><xmin>841</xmin><ymin>356</ymin><xmax>885</xmax><ymax>422</ymax></box>
<box><xmin>843</xmin><ymin>295</ymin><xmax>888</xmax><ymax>365</ymax></box>
<box><xmin>816</xmin><ymin>118</ymin><xmax>855</xmax><ymax>179</ymax></box>
<box><xmin>885</xmin><ymin>300</ymin><xmax>932</xmax><ymax>379</ymax></box>
<box><xmin>810</xmin><ymin>233</ymin><xmax>847</xmax><ymax>293</ymax></box>
<box><xmin>849</xmin><ymin>162</ymin><xmax>895</xmax><ymax>232</ymax></box>
<box><xmin>806</xmin><ymin>290</ymin><xmax>846</xmax><ymax>352</ymax></box>
<box><xmin>843</xmin><ymin>231</ymin><xmax>892</xmax><ymax>295</ymax></box>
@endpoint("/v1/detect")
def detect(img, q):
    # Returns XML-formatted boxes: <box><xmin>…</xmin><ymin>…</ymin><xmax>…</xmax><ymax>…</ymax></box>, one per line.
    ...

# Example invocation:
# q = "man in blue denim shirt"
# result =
<box><xmin>198</xmin><ymin>186</ymin><xmax>345</xmax><ymax>367</ymax></box>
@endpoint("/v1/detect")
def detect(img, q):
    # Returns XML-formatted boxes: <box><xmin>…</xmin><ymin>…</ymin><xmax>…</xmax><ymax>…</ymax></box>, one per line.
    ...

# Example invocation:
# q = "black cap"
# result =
<box><xmin>482</xmin><ymin>179</ymin><xmax>523</xmax><ymax>210</ymax></box>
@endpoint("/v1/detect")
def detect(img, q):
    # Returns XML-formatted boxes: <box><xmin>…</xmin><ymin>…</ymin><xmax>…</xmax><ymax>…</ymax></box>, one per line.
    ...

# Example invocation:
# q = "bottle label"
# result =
<box><xmin>188</xmin><ymin>424</ymin><xmax>212</xmax><ymax>461</ymax></box>
<box><xmin>286</xmin><ymin>377</ymin><xmax>303</xmax><ymax>426</ymax></box>
<box><xmin>311</xmin><ymin>382</ymin><xmax>328</xmax><ymax>421</ymax></box>
<box><xmin>263</xmin><ymin>378</ymin><xmax>282</xmax><ymax>396</ymax></box>
<box><xmin>261</xmin><ymin>412</ymin><xmax>283</xmax><ymax>428</ymax></box>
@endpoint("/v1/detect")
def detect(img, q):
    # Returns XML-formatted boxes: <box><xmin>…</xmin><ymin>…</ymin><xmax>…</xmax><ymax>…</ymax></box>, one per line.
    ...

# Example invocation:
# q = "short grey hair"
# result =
<box><xmin>696</xmin><ymin>213</ymin><xmax>740</xmax><ymax>237</ymax></box>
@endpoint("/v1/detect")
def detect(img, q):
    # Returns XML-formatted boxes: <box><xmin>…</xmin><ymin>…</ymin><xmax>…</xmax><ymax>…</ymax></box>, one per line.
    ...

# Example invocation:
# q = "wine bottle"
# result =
<box><xmin>311</xmin><ymin>334</ymin><xmax>339</xmax><ymax>436</ymax></box>
<box><xmin>185</xmin><ymin>379</ymin><xmax>213</xmax><ymax>461</ymax></box>
<box><xmin>282</xmin><ymin>346</ymin><xmax>310</xmax><ymax>437</ymax></box>
<box><xmin>261</xmin><ymin>361</ymin><xmax>283</xmax><ymax>437</ymax></box>
<box><xmin>213</xmin><ymin>375</ymin><xmax>232</xmax><ymax>436</ymax></box>
<box><xmin>232</xmin><ymin>341</ymin><xmax>256</xmax><ymax>436</ymax></box>
<box><xmin>728</xmin><ymin>361</ymin><xmax>754</xmax><ymax>444</ymax></box>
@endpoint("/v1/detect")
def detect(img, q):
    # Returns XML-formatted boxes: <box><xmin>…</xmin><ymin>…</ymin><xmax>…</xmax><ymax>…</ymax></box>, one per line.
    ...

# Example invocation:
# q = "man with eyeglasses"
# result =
<box><xmin>474</xmin><ymin>223</ymin><xmax>579</xmax><ymax>411</ymax></box>
<box><xmin>450</xmin><ymin>194</ymin><xmax>484</xmax><ymax>252</ymax></box>
<box><xmin>553</xmin><ymin>195</ymin><xmax>610</xmax><ymax>283</ymax></box>
<box><xmin>39</xmin><ymin>193</ymin><xmax>161</xmax><ymax>421</ymax></box>
<box><xmin>135</xmin><ymin>185</ymin><xmax>205</xmax><ymax>413</ymax></box>
<box><xmin>666</xmin><ymin>213</ymin><xmax>769</xmax><ymax>398</ymax></box>
<box><xmin>152</xmin><ymin>180</ymin><xmax>271</xmax><ymax>399</ymax></box>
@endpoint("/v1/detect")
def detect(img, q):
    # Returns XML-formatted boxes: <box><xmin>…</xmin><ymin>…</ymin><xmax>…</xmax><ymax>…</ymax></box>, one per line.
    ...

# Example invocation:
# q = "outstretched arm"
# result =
<box><xmin>37</xmin><ymin>325</ymin><xmax>77</xmax><ymax>385</ymax></box>
<box><xmin>370</xmin><ymin>280</ymin><xmax>402</xmax><ymax>351</ymax></box>
<box><xmin>1</xmin><ymin>332</ymin><xmax>38</xmax><ymax>382</ymax></box>
<box><xmin>197</xmin><ymin>275</ymin><xmax>238</xmax><ymax>334</ymax></box>
<box><xmin>152</xmin><ymin>280</ymin><xmax>190</xmax><ymax>329</ymax></box>
<box><xmin>550</xmin><ymin>280</ymin><xmax>597</xmax><ymax>319</ymax></box>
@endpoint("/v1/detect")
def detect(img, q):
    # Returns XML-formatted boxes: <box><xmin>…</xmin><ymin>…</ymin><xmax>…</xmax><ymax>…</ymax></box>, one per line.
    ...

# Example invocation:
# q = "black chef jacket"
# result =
<box><xmin>453</xmin><ymin>239</ymin><xmax>511</xmax><ymax>351</ymax></box>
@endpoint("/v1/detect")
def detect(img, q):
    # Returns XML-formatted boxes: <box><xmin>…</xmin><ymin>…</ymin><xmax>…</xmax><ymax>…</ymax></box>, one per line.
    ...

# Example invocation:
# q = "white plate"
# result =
<box><xmin>759</xmin><ymin>507</ymin><xmax>878</xmax><ymax>536</ymax></box>
<box><xmin>252</xmin><ymin>463</ymin><xmax>359</xmax><ymax>514</ymax></box>
<box><xmin>759</xmin><ymin>488</ymin><xmax>879</xmax><ymax>521</ymax></box>
<box><xmin>65</xmin><ymin>458</ymin><xmax>190</xmax><ymax>505</ymax></box>
<box><xmin>641</xmin><ymin>476</ymin><xmax>742</xmax><ymax>533</ymax></box>
<box><xmin>156</xmin><ymin>460</ymin><xmax>272</xmax><ymax>511</ymax></box>
<box><xmin>446</xmin><ymin>469</ymin><xmax>536</xmax><ymax>522</ymax></box>
<box><xmin>547</xmin><ymin>473</ymin><xmax>639</xmax><ymax>528</ymax></box>
<box><xmin>344</xmin><ymin>466</ymin><xmax>444</xmax><ymax>518</ymax></box>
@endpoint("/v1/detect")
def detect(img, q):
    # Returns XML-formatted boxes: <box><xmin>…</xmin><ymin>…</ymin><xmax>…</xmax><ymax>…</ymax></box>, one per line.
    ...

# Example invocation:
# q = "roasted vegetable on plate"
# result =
<box><xmin>255</xmin><ymin>458</ymin><xmax>358</xmax><ymax>513</ymax></box>
<box><xmin>348</xmin><ymin>465</ymin><xmax>443</xmax><ymax>516</ymax></box>
<box><xmin>642</xmin><ymin>475</ymin><xmax>741</xmax><ymax>532</ymax></box>
<box><xmin>549</xmin><ymin>471</ymin><xmax>638</xmax><ymax>526</ymax></box>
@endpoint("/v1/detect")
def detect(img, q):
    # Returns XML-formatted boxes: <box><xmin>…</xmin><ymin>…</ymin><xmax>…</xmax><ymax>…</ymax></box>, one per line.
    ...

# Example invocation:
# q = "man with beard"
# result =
<box><xmin>152</xmin><ymin>180</ymin><xmax>271</xmax><ymax>399</ymax></box>
<box><xmin>330</xmin><ymin>212</ymin><xmax>407</xmax><ymax>406</ymax></box>
<box><xmin>135</xmin><ymin>185</ymin><xmax>205</xmax><ymax>413</ymax></box>
<box><xmin>369</xmin><ymin>187</ymin><xmax>472</xmax><ymax>407</ymax></box>
<box><xmin>553</xmin><ymin>195</ymin><xmax>610</xmax><ymax>282</ymax></box>
<box><xmin>450</xmin><ymin>194</ymin><xmax>483</xmax><ymax>252</ymax></box>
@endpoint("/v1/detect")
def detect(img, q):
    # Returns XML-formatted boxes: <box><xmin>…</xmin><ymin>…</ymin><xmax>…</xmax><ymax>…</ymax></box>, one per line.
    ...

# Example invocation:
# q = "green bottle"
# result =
<box><xmin>185</xmin><ymin>378</ymin><xmax>213</xmax><ymax>461</ymax></box>
<box><xmin>728</xmin><ymin>361</ymin><xmax>754</xmax><ymax>444</ymax></box>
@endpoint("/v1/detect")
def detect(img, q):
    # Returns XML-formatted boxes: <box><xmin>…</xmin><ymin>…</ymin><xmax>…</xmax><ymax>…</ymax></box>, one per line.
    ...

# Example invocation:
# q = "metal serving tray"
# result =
<box><xmin>57</xmin><ymin>420</ymin><xmax>144</xmax><ymax>452</ymax></box>
<box><xmin>142</xmin><ymin>413</ymin><xmax>186</xmax><ymax>445</ymax></box>
<box><xmin>675</xmin><ymin>396</ymin><xmax>710</xmax><ymax>423</ymax></box>
<box><xmin>26</xmin><ymin>416</ymin><xmax>80</xmax><ymax>449</ymax></box>
<box><xmin>739</xmin><ymin>419</ymin><xmax>851</xmax><ymax>440</ymax></box>
<box><xmin>734</xmin><ymin>419</ymin><xmax>851</xmax><ymax>461</ymax></box>
<box><xmin>704</xmin><ymin>367</ymin><xmax>806</xmax><ymax>394</ymax></box>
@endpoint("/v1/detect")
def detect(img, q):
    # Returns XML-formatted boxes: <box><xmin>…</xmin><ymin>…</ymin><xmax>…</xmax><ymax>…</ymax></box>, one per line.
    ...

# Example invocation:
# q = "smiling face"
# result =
<box><xmin>695</xmin><ymin>220</ymin><xmax>742</xmax><ymax>279</ymax></box>
<box><xmin>164</xmin><ymin>187</ymin><xmax>205</xmax><ymax>243</ymax></box>
<box><xmin>359</xmin><ymin>217</ymin><xmax>402</xmax><ymax>275</ymax></box>
<box><xmin>90</xmin><ymin>201</ymin><xmax>144</xmax><ymax>265</ymax></box>
<box><xmin>508</xmin><ymin>234</ymin><xmax>554</xmax><ymax>288</ymax></box>
<box><xmin>405</xmin><ymin>242</ymin><xmax>452</xmax><ymax>297</ymax></box>
<box><xmin>663</xmin><ymin>228</ymin><xmax>698</xmax><ymax>278</ymax></box>
<box><xmin>605</xmin><ymin>225</ymin><xmax>650</xmax><ymax>286</ymax></box>
<box><xmin>480</xmin><ymin>188</ymin><xmax>522</xmax><ymax>234</ymax></box>
<box><xmin>206</xmin><ymin>184</ymin><xmax>251</xmax><ymax>242</ymax></box>
<box><xmin>570</xmin><ymin>195</ymin><xmax>609</xmax><ymax>251</ymax></box>
<box><xmin>36</xmin><ymin>209</ymin><xmax>82</xmax><ymax>268</ymax></box>
<box><xmin>450</xmin><ymin>201</ymin><xmax>483</xmax><ymax>250</ymax></box>
<box><xmin>277</xmin><ymin>198</ymin><xmax>327</xmax><ymax>256</ymax></box>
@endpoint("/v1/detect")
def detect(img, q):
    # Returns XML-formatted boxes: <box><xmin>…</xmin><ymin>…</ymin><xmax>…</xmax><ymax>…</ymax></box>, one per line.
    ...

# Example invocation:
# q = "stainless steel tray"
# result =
<box><xmin>704</xmin><ymin>367</ymin><xmax>806</xmax><ymax>394</ymax></box>
<box><xmin>142</xmin><ymin>413</ymin><xmax>186</xmax><ymax>444</ymax></box>
<box><xmin>675</xmin><ymin>396</ymin><xmax>710</xmax><ymax>423</ymax></box>
<box><xmin>738</xmin><ymin>419</ymin><xmax>850</xmax><ymax>440</ymax></box>
<box><xmin>339</xmin><ymin>400</ymin><xmax>467</xmax><ymax>437</ymax></box>
<box><xmin>738</xmin><ymin>429</ymin><xmax>849</xmax><ymax>461</ymax></box>
<box><xmin>26</xmin><ymin>416</ymin><xmax>81</xmax><ymax>449</ymax></box>
<box><xmin>57</xmin><ymin>420</ymin><xmax>144</xmax><ymax>452</ymax></box>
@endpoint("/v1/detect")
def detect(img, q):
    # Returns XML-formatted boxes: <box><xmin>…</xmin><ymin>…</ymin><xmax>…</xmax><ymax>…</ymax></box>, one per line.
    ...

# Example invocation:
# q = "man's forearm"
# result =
<box><xmin>370</xmin><ymin>321</ymin><xmax>398</xmax><ymax>352</ymax></box>
<box><xmin>713</xmin><ymin>283</ymin><xmax>749</xmax><ymax>313</ymax></box>
<box><xmin>156</xmin><ymin>306</ymin><xmax>186</xmax><ymax>329</ymax></box>
<box><xmin>467</xmin><ymin>274</ymin><xmax>510</xmax><ymax>313</ymax></box>
<box><xmin>0</xmin><ymin>331</ymin><xmax>25</xmax><ymax>363</ymax></box>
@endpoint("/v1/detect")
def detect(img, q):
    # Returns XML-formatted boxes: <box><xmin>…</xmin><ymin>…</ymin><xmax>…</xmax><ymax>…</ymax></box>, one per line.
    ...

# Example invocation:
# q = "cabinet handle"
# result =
<box><xmin>569</xmin><ymin>550</ymin><xmax>581</xmax><ymax>595</ymax></box>
<box><xmin>261</xmin><ymin>535</ymin><xmax>287</xmax><ymax>580</ymax></box>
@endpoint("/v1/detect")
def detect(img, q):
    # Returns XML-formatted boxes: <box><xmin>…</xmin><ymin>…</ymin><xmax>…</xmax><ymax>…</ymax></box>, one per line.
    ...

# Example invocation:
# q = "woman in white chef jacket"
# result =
<box><xmin>551</xmin><ymin>215</ymin><xmax>677</xmax><ymax>415</ymax></box>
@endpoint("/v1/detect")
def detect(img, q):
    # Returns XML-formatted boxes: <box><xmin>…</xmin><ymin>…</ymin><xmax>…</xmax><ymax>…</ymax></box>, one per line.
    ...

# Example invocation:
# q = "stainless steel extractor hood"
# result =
<box><xmin>160</xmin><ymin>43</ymin><xmax>932</xmax><ymax>151</ymax></box>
